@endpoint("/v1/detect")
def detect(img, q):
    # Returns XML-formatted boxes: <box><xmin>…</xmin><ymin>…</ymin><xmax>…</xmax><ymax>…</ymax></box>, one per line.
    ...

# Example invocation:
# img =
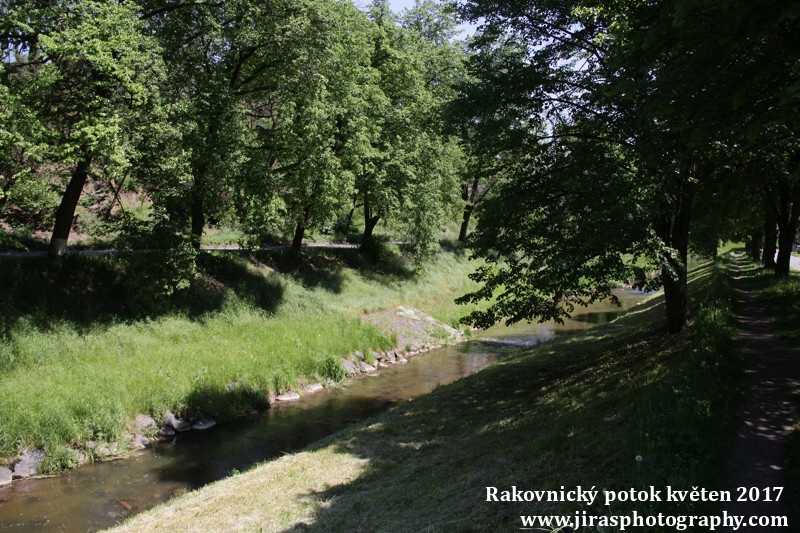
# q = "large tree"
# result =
<box><xmin>2</xmin><ymin>0</ymin><xmax>166</xmax><ymax>258</ymax></box>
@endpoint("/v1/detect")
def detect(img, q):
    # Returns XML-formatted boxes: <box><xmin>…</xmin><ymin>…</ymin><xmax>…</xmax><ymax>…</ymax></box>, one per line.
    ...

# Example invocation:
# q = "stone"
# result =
<box><xmin>377</xmin><ymin>362</ymin><xmax>390</xmax><ymax>369</ymax></box>
<box><xmin>385</xmin><ymin>351</ymin><xmax>397</xmax><ymax>362</ymax></box>
<box><xmin>360</xmin><ymin>361</ymin><xmax>377</xmax><ymax>373</ymax></box>
<box><xmin>397</xmin><ymin>357</ymin><xmax>408</xmax><ymax>364</ymax></box>
<box><xmin>371</xmin><ymin>351</ymin><xmax>381</xmax><ymax>361</ymax></box>
<box><xmin>275</xmin><ymin>391</ymin><xmax>301</xmax><ymax>402</ymax></box>
<box><xmin>134</xmin><ymin>414</ymin><xmax>156</xmax><ymax>432</ymax></box>
<box><xmin>341</xmin><ymin>358</ymin><xmax>359</xmax><ymax>375</ymax></box>
<box><xmin>354</xmin><ymin>350</ymin><xmax>364</xmax><ymax>361</ymax></box>
<box><xmin>129</xmin><ymin>434</ymin><xmax>149</xmax><ymax>450</ymax></box>
<box><xmin>12</xmin><ymin>449</ymin><xmax>44</xmax><ymax>479</ymax></box>
<box><xmin>159</xmin><ymin>426</ymin><xmax>176</xmax><ymax>438</ymax></box>
<box><xmin>303</xmin><ymin>383</ymin><xmax>324</xmax><ymax>394</ymax></box>
<box><xmin>191</xmin><ymin>418</ymin><xmax>217</xmax><ymax>431</ymax></box>
<box><xmin>0</xmin><ymin>466</ymin><xmax>12</xmax><ymax>486</ymax></box>
<box><xmin>164</xmin><ymin>412</ymin><xmax>191</xmax><ymax>432</ymax></box>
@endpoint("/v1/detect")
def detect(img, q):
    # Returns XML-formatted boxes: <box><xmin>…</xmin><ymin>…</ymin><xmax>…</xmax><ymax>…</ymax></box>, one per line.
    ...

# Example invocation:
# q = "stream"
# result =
<box><xmin>0</xmin><ymin>289</ymin><xmax>646</xmax><ymax>531</ymax></box>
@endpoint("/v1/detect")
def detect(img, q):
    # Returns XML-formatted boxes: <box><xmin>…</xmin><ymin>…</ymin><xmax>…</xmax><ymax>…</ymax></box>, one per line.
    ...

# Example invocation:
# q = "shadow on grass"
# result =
<box><xmin>0</xmin><ymin>251</ymin><xmax>285</xmax><ymax>339</ymax></box>
<box><xmin>265</xmin><ymin>261</ymin><xmax>741</xmax><ymax>531</ymax></box>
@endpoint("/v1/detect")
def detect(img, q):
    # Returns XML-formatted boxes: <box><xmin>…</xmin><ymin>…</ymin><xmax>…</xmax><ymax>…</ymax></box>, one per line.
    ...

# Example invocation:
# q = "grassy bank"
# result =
<box><xmin>113</xmin><ymin>257</ymin><xmax>741</xmax><ymax>532</ymax></box>
<box><xmin>0</xmin><ymin>245</ymin><xmax>481</xmax><ymax>471</ymax></box>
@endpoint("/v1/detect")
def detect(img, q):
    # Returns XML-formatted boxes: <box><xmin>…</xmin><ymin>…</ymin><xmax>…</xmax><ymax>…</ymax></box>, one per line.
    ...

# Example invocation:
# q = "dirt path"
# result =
<box><xmin>726</xmin><ymin>258</ymin><xmax>800</xmax><ymax>529</ymax></box>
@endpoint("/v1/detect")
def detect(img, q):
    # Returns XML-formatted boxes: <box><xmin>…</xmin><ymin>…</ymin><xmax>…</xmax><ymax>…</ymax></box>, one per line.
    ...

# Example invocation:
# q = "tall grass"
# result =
<box><xmin>0</xmin><ymin>246</ymin><xmax>482</xmax><ymax>470</ymax></box>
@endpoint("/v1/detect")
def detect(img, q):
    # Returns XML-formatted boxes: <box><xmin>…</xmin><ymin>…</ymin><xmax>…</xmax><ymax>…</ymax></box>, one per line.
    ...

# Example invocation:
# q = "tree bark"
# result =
<box><xmin>291</xmin><ymin>206</ymin><xmax>311</xmax><ymax>252</ymax></box>
<box><xmin>458</xmin><ymin>204</ymin><xmax>474</xmax><ymax>242</ymax></box>
<box><xmin>655</xmin><ymin>174</ymin><xmax>695</xmax><ymax>334</ymax></box>
<box><xmin>361</xmin><ymin>194</ymin><xmax>380</xmax><ymax>252</ymax></box>
<box><xmin>763</xmin><ymin>206</ymin><xmax>777</xmax><ymax>269</ymax></box>
<box><xmin>750</xmin><ymin>230</ymin><xmax>763</xmax><ymax>262</ymax></box>
<box><xmin>767</xmin><ymin>180</ymin><xmax>800</xmax><ymax>279</ymax></box>
<box><xmin>191</xmin><ymin>193</ymin><xmax>205</xmax><ymax>250</ymax></box>
<box><xmin>458</xmin><ymin>175</ymin><xmax>480</xmax><ymax>242</ymax></box>
<box><xmin>775</xmin><ymin>229</ymin><xmax>794</xmax><ymax>279</ymax></box>
<box><xmin>48</xmin><ymin>156</ymin><xmax>91</xmax><ymax>258</ymax></box>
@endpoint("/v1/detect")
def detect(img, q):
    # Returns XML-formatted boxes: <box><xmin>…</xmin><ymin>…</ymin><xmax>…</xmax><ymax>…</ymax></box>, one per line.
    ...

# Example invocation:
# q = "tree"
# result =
<box><xmin>1</xmin><ymin>0</ymin><xmax>166</xmax><ymax>258</ymax></box>
<box><xmin>457</xmin><ymin>0</ymin><xmax>800</xmax><ymax>332</ymax></box>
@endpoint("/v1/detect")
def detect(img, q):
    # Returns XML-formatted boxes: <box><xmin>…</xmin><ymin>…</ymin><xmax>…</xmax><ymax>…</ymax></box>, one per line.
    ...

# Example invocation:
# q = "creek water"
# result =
<box><xmin>0</xmin><ymin>290</ymin><xmax>646</xmax><ymax>531</ymax></box>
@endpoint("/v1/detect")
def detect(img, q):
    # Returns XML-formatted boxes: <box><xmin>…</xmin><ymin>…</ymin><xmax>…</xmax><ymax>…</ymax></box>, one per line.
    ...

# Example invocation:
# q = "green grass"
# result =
<box><xmin>0</xmin><ymin>245</ymin><xmax>483</xmax><ymax>470</ymax></box>
<box><xmin>113</xmin><ymin>257</ymin><xmax>742</xmax><ymax>532</ymax></box>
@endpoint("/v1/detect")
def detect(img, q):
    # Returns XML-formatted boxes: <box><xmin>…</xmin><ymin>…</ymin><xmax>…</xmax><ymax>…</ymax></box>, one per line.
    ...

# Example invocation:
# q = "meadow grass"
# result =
<box><xmin>112</xmin><ymin>256</ymin><xmax>742</xmax><ymax>532</ymax></box>
<box><xmin>0</xmin><ymin>245</ymin><xmax>483</xmax><ymax>470</ymax></box>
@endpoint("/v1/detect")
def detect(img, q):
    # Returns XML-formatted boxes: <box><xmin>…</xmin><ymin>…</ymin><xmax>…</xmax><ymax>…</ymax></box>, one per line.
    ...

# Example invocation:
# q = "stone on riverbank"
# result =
<box><xmin>191</xmin><ymin>418</ymin><xmax>217</xmax><ymax>431</ymax></box>
<box><xmin>164</xmin><ymin>412</ymin><xmax>191</xmax><ymax>432</ymax></box>
<box><xmin>276</xmin><ymin>391</ymin><xmax>301</xmax><ymax>402</ymax></box>
<box><xmin>12</xmin><ymin>449</ymin><xmax>44</xmax><ymax>479</ymax></box>
<box><xmin>360</xmin><ymin>362</ymin><xmax>377</xmax><ymax>373</ymax></box>
<box><xmin>159</xmin><ymin>426</ymin><xmax>176</xmax><ymax>438</ymax></box>
<box><xmin>303</xmin><ymin>383</ymin><xmax>324</xmax><ymax>394</ymax></box>
<box><xmin>0</xmin><ymin>466</ymin><xmax>12</xmax><ymax>486</ymax></box>
<box><xmin>341</xmin><ymin>358</ymin><xmax>359</xmax><ymax>375</ymax></box>
<box><xmin>135</xmin><ymin>414</ymin><xmax>156</xmax><ymax>432</ymax></box>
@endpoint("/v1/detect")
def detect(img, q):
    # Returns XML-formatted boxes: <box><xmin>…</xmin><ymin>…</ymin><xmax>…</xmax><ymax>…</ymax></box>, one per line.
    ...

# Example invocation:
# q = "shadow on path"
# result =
<box><xmin>726</xmin><ymin>257</ymin><xmax>800</xmax><ymax>528</ymax></box>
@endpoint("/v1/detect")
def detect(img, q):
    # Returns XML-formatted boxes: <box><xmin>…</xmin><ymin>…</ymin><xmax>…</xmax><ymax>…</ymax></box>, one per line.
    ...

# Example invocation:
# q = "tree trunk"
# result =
<box><xmin>750</xmin><ymin>230</ymin><xmax>763</xmax><ymax>262</ymax></box>
<box><xmin>458</xmin><ymin>175</ymin><xmax>480</xmax><ymax>242</ymax></box>
<box><xmin>767</xmin><ymin>180</ymin><xmax>800</xmax><ymax>279</ymax></box>
<box><xmin>291</xmin><ymin>206</ymin><xmax>311</xmax><ymax>252</ymax></box>
<box><xmin>191</xmin><ymin>193</ymin><xmax>205</xmax><ymax>250</ymax></box>
<box><xmin>458</xmin><ymin>204</ymin><xmax>474</xmax><ymax>242</ymax></box>
<box><xmin>763</xmin><ymin>207</ymin><xmax>777</xmax><ymax>269</ymax></box>
<box><xmin>361</xmin><ymin>194</ymin><xmax>380</xmax><ymax>252</ymax></box>
<box><xmin>48</xmin><ymin>156</ymin><xmax>91</xmax><ymax>258</ymax></box>
<box><xmin>775</xmin><ymin>229</ymin><xmax>795</xmax><ymax>279</ymax></box>
<box><xmin>655</xmin><ymin>174</ymin><xmax>694</xmax><ymax>334</ymax></box>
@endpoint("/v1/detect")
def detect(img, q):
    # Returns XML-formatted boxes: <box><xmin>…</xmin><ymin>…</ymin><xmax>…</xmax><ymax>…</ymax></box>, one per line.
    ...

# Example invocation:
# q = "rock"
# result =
<box><xmin>397</xmin><ymin>357</ymin><xmax>408</xmax><ymax>364</ymax></box>
<box><xmin>275</xmin><ymin>391</ymin><xmax>301</xmax><ymax>402</ymax></box>
<box><xmin>377</xmin><ymin>362</ymin><xmax>390</xmax><ymax>369</ymax></box>
<box><xmin>12</xmin><ymin>449</ymin><xmax>44</xmax><ymax>479</ymax></box>
<box><xmin>129</xmin><ymin>434</ymin><xmax>149</xmax><ymax>450</ymax></box>
<box><xmin>164</xmin><ymin>412</ymin><xmax>191</xmax><ymax>432</ymax></box>
<box><xmin>0</xmin><ymin>466</ymin><xmax>12</xmax><ymax>486</ymax></box>
<box><xmin>360</xmin><ymin>361</ymin><xmax>377</xmax><ymax>373</ymax></box>
<box><xmin>303</xmin><ymin>382</ymin><xmax>324</xmax><ymax>394</ymax></box>
<box><xmin>385</xmin><ymin>351</ymin><xmax>397</xmax><ymax>362</ymax></box>
<box><xmin>85</xmin><ymin>440</ymin><xmax>97</xmax><ymax>450</ymax></box>
<box><xmin>341</xmin><ymin>358</ymin><xmax>359</xmax><ymax>375</ymax></box>
<box><xmin>371</xmin><ymin>351</ymin><xmax>381</xmax><ymax>361</ymax></box>
<box><xmin>191</xmin><ymin>418</ymin><xmax>217</xmax><ymax>431</ymax></box>
<box><xmin>69</xmin><ymin>449</ymin><xmax>87</xmax><ymax>465</ymax></box>
<box><xmin>158</xmin><ymin>426</ymin><xmax>176</xmax><ymax>438</ymax></box>
<box><xmin>354</xmin><ymin>350</ymin><xmax>364</xmax><ymax>361</ymax></box>
<box><xmin>134</xmin><ymin>414</ymin><xmax>156</xmax><ymax>432</ymax></box>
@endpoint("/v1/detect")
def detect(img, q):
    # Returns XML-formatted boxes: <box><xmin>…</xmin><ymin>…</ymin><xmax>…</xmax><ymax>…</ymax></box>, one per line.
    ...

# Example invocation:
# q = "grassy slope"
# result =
<box><xmin>113</xmin><ymin>258</ymin><xmax>741</xmax><ymax>532</ymax></box>
<box><xmin>0</xmin><ymin>245</ymin><xmax>481</xmax><ymax>470</ymax></box>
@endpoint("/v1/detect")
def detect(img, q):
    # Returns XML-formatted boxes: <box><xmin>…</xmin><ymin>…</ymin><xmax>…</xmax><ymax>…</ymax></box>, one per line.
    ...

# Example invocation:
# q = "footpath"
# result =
<box><xmin>726</xmin><ymin>259</ymin><xmax>800</xmax><ymax>529</ymax></box>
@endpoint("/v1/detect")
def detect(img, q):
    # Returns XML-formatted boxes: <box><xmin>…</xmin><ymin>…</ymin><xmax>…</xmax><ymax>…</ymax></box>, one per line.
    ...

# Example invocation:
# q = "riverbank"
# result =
<box><xmin>0</xmin><ymin>245</ymin><xmax>482</xmax><ymax>474</ymax></box>
<box><xmin>112</xmin><ymin>257</ymin><xmax>742</xmax><ymax>531</ymax></box>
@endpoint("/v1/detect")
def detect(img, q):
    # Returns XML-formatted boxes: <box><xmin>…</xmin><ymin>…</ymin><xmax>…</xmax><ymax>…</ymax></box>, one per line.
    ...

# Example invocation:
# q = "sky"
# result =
<box><xmin>354</xmin><ymin>0</ymin><xmax>478</xmax><ymax>38</ymax></box>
